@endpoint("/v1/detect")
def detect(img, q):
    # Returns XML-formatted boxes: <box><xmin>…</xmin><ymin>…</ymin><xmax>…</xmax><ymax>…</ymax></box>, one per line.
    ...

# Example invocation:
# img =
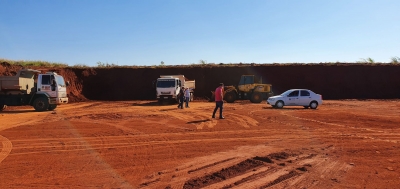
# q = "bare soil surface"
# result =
<box><xmin>1</xmin><ymin>100</ymin><xmax>400</xmax><ymax>188</ymax></box>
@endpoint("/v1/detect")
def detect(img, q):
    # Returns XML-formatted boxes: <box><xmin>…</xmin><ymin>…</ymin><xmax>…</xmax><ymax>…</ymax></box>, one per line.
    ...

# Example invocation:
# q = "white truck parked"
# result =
<box><xmin>0</xmin><ymin>69</ymin><xmax>69</xmax><ymax>111</ymax></box>
<box><xmin>156</xmin><ymin>75</ymin><xmax>195</xmax><ymax>103</ymax></box>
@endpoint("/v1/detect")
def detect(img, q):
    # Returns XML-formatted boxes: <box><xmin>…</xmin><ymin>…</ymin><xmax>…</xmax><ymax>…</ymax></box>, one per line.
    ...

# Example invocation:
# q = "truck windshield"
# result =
<box><xmin>55</xmin><ymin>75</ymin><xmax>66</xmax><ymax>87</ymax></box>
<box><xmin>157</xmin><ymin>80</ymin><xmax>175</xmax><ymax>88</ymax></box>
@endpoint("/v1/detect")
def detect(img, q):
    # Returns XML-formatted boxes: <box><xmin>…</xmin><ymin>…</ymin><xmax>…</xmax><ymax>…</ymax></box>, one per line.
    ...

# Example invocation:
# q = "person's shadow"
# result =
<box><xmin>187</xmin><ymin>119</ymin><xmax>211</xmax><ymax>124</ymax></box>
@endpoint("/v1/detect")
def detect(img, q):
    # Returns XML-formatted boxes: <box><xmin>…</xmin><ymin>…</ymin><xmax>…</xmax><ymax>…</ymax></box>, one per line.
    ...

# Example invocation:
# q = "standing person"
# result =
<box><xmin>212</xmin><ymin>83</ymin><xmax>225</xmax><ymax>119</ymax></box>
<box><xmin>184</xmin><ymin>87</ymin><xmax>190</xmax><ymax>108</ymax></box>
<box><xmin>177</xmin><ymin>86</ymin><xmax>185</xmax><ymax>109</ymax></box>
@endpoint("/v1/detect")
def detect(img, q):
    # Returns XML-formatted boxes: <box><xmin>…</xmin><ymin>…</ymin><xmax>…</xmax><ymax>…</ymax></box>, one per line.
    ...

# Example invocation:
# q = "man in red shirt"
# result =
<box><xmin>212</xmin><ymin>83</ymin><xmax>225</xmax><ymax>119</ymax></box>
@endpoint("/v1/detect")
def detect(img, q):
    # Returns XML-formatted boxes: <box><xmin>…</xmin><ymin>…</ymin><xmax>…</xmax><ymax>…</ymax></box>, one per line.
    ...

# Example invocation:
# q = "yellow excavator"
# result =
<box><xmin>211</xmin><ymin>75</ymin><xmax>274</xmax><ymax>103</ymax></box>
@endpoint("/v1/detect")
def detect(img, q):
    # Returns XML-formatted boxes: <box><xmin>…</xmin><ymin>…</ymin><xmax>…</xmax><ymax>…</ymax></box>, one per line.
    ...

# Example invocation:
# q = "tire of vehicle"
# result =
<box><xmin>48</xmin><ymin>104</ymin><xmax>57</xmax><ymax>110</ymax></box>
<box><xmin>303</xmin><ymin>106</ymin><xmax>309</xmax><ymax>109</ymax></box>
<box><xmin>309</xmin><ymin>101</ymin><xmax>318</xmax><ymax>109</ymax></box>
<box><xmin>224</xmin><ymin>92</ymin><xmax>236</xmax><ymax>103</ymax></box>
<box><xmin>0</xmin><ymin>104</ymin><xmax>6</xmax><ymax>111</ymax></box>
<box><xmin>33</xmin><ymin>97</ymin><xmax>50</xmax><ymax>112</ymax></box>
<box><xmin>275</xmin><ymin>101</ymin><xmax>284</xmax><ymax>109</ymax></box>
<box><xmin>250</xmin><ymin>92</ymin><xmax>263</xmax><ymax>103</ymax></box>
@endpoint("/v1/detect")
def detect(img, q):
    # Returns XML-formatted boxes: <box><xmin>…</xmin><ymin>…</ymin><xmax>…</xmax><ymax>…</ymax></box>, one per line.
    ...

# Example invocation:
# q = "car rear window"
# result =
<box><xmin>301</xmin><ymin>90</ymin><xmax>310</xmax><ymax>96</ymax></box>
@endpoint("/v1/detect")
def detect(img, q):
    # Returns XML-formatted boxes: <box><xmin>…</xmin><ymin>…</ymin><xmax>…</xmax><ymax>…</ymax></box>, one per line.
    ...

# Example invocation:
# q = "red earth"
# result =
<box><xmin>1</xmin><ymin>100</ymin><xmax>400</xmax><ymax>188</ymax></box>
<box><xmin>1</xmin><ymin>62</ymin><xmax>400</xmax><ymax>188</ymax></box>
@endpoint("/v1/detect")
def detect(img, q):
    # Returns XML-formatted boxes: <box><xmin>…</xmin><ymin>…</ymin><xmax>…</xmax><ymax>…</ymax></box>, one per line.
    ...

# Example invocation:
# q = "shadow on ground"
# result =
<box><xmin>187</xmin><ymin>119</ymin><xmax>211</xmax><ymax>124</ymax></box>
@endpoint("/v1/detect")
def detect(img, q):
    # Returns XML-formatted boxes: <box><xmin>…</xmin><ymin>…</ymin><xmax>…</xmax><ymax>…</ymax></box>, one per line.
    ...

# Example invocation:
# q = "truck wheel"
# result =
<box><xmin>33</xmin><ymin>97</ymin><xmax>49</xmax><ymax>112</ymax></box>
<box><xmin>48</xmin><ymin>104</ymin><xmax>57</xmax><ymax>110</ymax></box>
<box><xmin>250</xmin><ymin>93</ymin><xmax>263</xmax><ymax>103</ymax></box>
<box><xmin>275</xmin><ymin>101</ymin><xmax>284</xmax><ymax>109</ymax></box>
<box><xmin>224</xmin><ymin>92</ymin><xmax>236</xmax><ymax>103</ymax></box>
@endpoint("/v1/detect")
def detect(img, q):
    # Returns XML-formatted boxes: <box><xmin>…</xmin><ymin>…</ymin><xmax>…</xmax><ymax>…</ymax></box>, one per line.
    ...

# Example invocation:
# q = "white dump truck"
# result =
<box><xmin>156</xmin><ymin>75</ymin><xmax>195</xmax><ymax>103</ymax></box>
<box><xmin>0</xmin><ymin>69</ymin><xmax>69</xmax><ymax>111</ymax></box>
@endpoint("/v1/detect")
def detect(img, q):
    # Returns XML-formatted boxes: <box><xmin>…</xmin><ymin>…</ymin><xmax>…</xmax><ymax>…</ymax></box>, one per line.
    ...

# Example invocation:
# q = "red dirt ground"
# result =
<box><xmin>1</xmin><ymin>100</ymin><xmax>399</xmax><ymax>188</ymax></box>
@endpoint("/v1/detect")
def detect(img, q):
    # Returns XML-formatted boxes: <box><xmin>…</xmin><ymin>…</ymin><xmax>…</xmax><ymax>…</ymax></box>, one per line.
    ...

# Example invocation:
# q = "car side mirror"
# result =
<box><xmin>66</xmin><ymin>81</ymin><xmax>70</xmax><ymax>87</ymax></box>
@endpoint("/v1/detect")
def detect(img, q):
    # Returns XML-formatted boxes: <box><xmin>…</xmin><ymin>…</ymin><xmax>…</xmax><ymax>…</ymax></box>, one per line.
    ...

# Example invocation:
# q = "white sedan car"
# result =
<box><xmin>267</xmin><ymin>89</ymin><xmax>323</xmax><ymax>109</ymax></box>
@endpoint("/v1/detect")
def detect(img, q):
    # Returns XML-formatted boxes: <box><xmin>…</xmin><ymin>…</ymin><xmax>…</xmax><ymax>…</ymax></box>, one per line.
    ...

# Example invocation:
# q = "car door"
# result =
<box><xmin>298</xmin><ymin>90</ymin><xmax>312</xmax><ymax>106</ymax></box>
<box><xmin>285</xmin><ymin>90</ymin><xmax>300</xmax><ymax>105</ymax></box>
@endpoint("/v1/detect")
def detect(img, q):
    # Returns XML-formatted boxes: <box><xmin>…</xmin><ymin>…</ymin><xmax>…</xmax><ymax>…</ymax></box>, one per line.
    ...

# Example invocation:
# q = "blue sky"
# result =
<box><xmin>1</xmin><ymin>0</ymin><xmax>399</xmax><ymax>66</ymax></box>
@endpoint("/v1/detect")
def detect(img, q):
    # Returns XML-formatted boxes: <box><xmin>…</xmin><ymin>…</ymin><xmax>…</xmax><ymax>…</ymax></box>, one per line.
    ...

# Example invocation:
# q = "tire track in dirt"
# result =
<box><xmin>9</xmin><ymin>136</ymin><xmax>283</xmax><ymax>156</ymax></box>
<box><xmin>0</xmin><ymin>135</ymin><xmax>12</xmax><ymax>164</ymax></box>
<box><xmin>136</xmin><ymin>145</ymin><xmax>266</xmax><ymax>188</ymax></box>
<box><xmin>281</xmin><ymin>111</ymin><xmax>400</xmax><ymax>144</ymax></box>
<box><xmin>158</xmin><ymin>107</ymin><xmax>217</xmax><ymax>130</ymax></box>
<box><xmin>136</xmin><ymin>144</ymin><xmax>343</xmax><ymax>189</ymax></box>
<box><xmin>184</xmin><ymin>149</ymin><xmax>334</xmax><ymax>188</ymax></box>
<box><xmin>64</xmin><ymin>120</ymin><xmax>134</xmax><ymax>188</ymax></box>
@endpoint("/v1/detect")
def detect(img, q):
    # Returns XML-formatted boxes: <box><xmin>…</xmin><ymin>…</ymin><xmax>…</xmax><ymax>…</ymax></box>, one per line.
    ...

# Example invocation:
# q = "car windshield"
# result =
<box><xmin>157</xmin><ymin>80</ymin><xmax>176</xmax><ymax>88</ymax></box>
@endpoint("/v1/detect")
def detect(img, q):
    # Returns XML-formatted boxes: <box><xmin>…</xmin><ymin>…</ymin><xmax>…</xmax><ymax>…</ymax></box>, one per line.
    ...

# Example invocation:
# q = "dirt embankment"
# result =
<box><xmin>1</xmin><ymin>62</ymin><xmax>400</xmax><ymax>102</ymax></box>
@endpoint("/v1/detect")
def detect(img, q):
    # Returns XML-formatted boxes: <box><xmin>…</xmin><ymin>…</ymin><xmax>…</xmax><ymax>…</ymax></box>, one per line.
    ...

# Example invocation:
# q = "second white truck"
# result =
<box><xmin>156</xmin><ymin>75</ymin><xmax>195</xmax><ymax>103</ymax></box>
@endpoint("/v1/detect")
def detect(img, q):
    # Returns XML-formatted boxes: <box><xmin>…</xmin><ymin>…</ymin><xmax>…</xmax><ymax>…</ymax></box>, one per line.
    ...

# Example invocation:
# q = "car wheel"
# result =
<box><xmin>310</xmin><ymin>101</ymin><xmax>318</xmax><ymax>109</ymax></box>
<box><xmin>275</xmin><ymin>101</ymin><xmax>284</xmax><ymax>109</ymax></box>
<box><xmin>303</xmin><ymin>106</ymin><xmax>309</xmax><ymax>109</ymax></box>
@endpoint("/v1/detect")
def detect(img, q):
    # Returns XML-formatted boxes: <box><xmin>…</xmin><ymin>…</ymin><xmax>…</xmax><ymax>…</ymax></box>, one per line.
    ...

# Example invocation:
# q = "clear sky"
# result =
<box><xmin>1</xmin><ymin>0</ymin><xmax>399</xmax><ymax>66</ymax></box>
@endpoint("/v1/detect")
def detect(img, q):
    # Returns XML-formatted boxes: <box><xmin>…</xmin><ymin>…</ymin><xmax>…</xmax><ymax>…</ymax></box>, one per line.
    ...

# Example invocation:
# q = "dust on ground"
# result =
<box><xmin>1</xmin><ymin>100</ymin><xmax>400</xmax><ymax>188</ymax></box>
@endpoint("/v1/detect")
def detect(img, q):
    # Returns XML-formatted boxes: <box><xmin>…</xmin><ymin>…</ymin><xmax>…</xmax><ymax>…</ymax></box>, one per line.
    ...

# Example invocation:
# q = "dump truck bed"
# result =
<box><xmin>0</xmin><ymin>69</ymin><xmax>39</xmax><ymax>94</ymax></box>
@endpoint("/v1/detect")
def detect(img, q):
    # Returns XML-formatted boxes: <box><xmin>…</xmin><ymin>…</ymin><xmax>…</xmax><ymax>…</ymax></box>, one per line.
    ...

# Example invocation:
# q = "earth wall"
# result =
<box><xmin>1</xmin><ymin>62</ymin><xmax>400</xmax><ymax>101</ymax></box>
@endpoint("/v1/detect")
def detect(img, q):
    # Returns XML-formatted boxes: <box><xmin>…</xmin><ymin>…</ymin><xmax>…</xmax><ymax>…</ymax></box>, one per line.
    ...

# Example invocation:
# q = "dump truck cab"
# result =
<box><xmin>37</xmin><ymin>72</ymin><xmax>69</xmax><ymax>105</ymax></box>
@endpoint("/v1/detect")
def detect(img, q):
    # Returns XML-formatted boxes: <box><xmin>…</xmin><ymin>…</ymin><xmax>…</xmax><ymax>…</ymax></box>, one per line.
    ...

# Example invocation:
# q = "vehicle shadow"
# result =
<box><xmin>0</xmin><ymin>110</ymin><xmax>37</xmax><ymax>114</ymax></box>
<box><xmin>262</xmin><ymin>107</ymin><xmax>318</xmax><ymax>111</ymax></box>
<box><xmin>132</xmin><ymin>101</ymin><xmax>177</xmax><ymax>106</ymax></box>
<box><xmin>160</xmin><ymin>108</ymin><xmax>182</xmax><ymax>111</ymax></box>
<box><xmin>187</xmin><ymin>119</ymin><xmax>211</xmax><ymax>124</ymax></box>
